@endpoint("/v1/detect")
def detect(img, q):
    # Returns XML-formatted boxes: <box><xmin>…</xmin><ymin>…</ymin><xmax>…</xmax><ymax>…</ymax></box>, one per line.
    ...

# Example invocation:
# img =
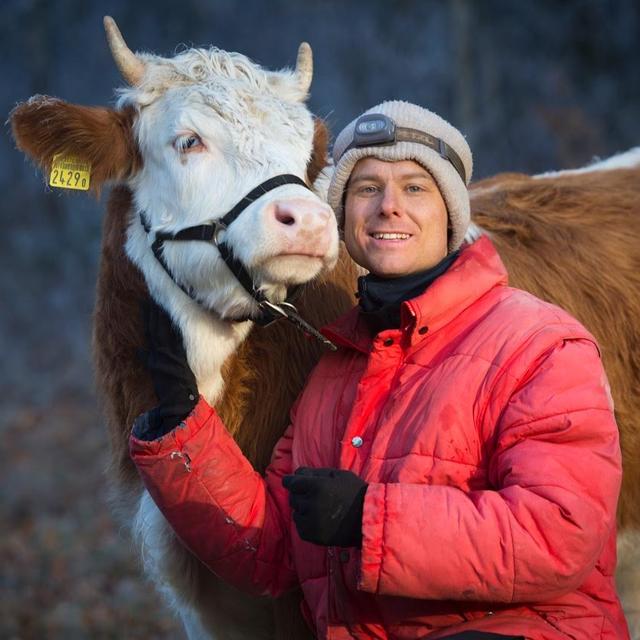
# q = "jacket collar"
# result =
<box><xmin>321</xmin><ymin>236</ymin><xmax>508</xmax><ymax>352</ymax></box>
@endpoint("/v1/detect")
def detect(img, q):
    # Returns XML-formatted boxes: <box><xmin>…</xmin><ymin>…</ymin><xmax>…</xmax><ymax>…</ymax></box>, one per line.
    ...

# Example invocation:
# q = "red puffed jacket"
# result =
<box><xmin>130</xmin><ymin>236</ymin><xmax>629</xmax><ymax>640</ymax></box>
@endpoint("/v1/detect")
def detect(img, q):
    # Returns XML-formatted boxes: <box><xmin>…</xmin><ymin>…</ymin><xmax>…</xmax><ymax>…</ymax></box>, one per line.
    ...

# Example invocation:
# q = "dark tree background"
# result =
<box><xmin>1</xmin><ymin>1</ymin><xmax>638</xmax><ymax>637</ymax></box>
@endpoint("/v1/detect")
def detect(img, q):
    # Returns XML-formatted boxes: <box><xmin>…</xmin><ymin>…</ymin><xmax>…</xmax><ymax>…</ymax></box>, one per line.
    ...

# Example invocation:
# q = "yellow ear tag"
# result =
<box><xmin>49</xmin><ymin>154</ymin><xmax>91</xmax><ymax>191</ymax></box>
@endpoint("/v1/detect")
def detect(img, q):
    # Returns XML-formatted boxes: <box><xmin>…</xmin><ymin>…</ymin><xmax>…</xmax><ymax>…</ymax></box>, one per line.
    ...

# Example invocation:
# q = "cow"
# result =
<box><xmin>10</xmin><ymin>16</ymin><xmax>639</xmax><ymax>639</ymax></box>
<box><xmin>11</xmin><ymin>17</ymin><xmax>355</xmax><ymax>639</ymax></box>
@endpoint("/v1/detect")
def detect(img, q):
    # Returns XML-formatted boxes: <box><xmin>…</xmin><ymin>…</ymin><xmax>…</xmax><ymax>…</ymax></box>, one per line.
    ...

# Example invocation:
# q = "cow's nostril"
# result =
<box><xmin>275</xmin><ymin>211</ymin><xmax>296</xmax><ymax>226</ymax></box>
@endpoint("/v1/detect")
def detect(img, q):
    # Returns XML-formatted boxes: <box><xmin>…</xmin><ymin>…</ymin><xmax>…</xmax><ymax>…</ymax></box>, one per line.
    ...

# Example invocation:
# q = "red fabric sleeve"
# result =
<box><xmin>129</xmin><ymin>396</ymin><xmax>297</xmax><ymax>597</ymax></box>
<box><xmin>358</xmin><ymin>338</ymin><xmax>622</xmax><ymax>602</ymax></box>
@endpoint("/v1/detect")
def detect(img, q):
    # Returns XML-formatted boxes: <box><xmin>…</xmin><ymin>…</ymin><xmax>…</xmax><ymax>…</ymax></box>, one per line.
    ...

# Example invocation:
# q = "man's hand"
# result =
<box><xmin>134</xmin><ymin>299</ymin><xmax>199</xmax><ymax>440</ymax></box>
<box><xmin>282</xmin><ymin>467</ymin><xmax>367</xmax><ymax>548</ymax></box>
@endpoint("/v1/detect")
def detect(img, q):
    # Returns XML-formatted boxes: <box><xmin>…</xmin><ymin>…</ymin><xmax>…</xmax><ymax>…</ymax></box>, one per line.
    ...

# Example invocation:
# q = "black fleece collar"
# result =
<box><xmin>357</xmin><ymin>251</ymin><xmax>459</xmax><ymax>334</ymax></box>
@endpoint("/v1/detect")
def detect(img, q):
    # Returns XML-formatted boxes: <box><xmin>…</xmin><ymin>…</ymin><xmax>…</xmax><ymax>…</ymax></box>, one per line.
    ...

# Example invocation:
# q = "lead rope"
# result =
<box><xmin>259</xmin><ymin>301</ymin><xmax>338</xmax><ymax>351</ymax></box>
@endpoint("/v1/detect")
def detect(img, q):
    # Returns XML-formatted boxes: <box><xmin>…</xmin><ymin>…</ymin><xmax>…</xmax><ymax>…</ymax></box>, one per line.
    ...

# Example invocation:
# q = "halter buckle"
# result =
<box><xmin>255</xmin><ymin>300</ymin><xmax>298</xmax><ymax>327</ymax></box>
<box><xmin>209</xmin><ymin>220</ymin><xmax>227</xmax><ymax>247</ymax></box>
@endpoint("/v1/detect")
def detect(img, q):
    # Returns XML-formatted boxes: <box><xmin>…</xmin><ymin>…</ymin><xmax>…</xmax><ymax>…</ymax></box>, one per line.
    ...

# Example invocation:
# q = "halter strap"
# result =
<box><xmin>139</xmin><ymin>174</ymin><xmax>323</xmax><ymax>331</ymax></box>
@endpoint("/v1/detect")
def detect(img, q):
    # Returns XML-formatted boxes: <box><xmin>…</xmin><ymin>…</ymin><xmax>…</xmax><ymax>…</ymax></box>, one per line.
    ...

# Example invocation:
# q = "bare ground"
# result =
<box><xmin>1</xmin><ymin>387</ymin><xmax>183</xmax><ymax>639</ymax></box>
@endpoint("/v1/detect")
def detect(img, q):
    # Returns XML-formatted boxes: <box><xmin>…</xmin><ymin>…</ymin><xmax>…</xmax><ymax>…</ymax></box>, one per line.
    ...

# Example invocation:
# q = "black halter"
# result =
<box><xmin>139</xmin><ymin>174</ymin><xmax>337</xmax><ymax>350</ymax></box>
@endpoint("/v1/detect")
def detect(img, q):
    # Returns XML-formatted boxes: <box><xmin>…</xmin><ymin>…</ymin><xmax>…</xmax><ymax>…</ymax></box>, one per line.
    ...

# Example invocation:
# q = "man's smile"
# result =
<box><xmin>369</xmin><ymin>232</ymin><xmax>412</xmax><ymax>240</ymax></box>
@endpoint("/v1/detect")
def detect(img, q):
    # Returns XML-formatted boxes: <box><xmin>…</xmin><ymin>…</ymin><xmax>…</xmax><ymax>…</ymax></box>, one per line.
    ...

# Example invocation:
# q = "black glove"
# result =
<box><xmin>282</xmin><ymin>467</ymin><xmax>368</xmax><ymax>548</ymax></box>
<box><xmin>133</xmin><ymin>299</ymin><xmax>199</xmax><ymax>441</ymax></box>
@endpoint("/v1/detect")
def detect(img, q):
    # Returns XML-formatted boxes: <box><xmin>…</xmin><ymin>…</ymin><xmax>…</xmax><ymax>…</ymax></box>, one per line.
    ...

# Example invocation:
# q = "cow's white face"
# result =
<box><xmin>121</xmin><ymin>48</ymin><xmax>339</xmax><ymax>319</ymax></box>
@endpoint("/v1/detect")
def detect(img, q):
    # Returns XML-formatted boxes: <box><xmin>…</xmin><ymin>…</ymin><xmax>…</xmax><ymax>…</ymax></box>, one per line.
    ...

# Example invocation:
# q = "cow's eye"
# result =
<box><xmin>174</xmin><ymin>133</ymin><xmax>204</xmax><ymax>153</ymax></box>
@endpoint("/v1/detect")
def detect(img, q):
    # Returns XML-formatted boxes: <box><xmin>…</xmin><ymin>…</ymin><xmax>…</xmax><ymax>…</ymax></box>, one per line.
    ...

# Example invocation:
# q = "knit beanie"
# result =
<box><xmin>328</xmin><ymin>100</ymin><xmax>473</xmax><ymax>252</ymax></box>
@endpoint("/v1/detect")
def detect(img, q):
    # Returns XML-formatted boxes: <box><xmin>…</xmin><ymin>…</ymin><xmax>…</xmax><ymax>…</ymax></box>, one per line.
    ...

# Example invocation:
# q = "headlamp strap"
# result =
<box><xmin>344</xmin><ymin>114</ymin><xmax>467</xmax><ymax>183</ymax></box>
<box><xmin>394</xmin><ymin>127</ymin><xmax>467</xmax><ymax>184</ymax></box>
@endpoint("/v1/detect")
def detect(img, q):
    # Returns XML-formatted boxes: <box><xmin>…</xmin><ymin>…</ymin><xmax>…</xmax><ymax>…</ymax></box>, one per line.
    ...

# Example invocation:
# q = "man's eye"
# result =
<box><xmin>174</xmin><ymin>134</ymin><xmax>204</xmax><ymax>153</ymax></box>
<box><xmin>358</xmin><ymin>185</ymin><xmax>379</xmax><ymax>194</ymax></box>
<box><xmin>406</xmin><ymin>185</ymin><xmax>424</xmax><ymax>193</ymax></box>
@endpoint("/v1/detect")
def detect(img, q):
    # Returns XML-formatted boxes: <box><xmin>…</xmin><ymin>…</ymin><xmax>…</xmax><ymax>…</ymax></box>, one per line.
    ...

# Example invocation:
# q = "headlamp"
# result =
<box><xmin>352</xmin><ymin>114</ymin><xmax>397</xmax><ymax>147</ymax></box>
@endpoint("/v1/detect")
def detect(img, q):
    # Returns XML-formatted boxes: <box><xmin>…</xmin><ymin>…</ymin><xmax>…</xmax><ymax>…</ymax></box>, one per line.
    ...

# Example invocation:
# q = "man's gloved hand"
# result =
<box><xmin>282</xmin><ymin>467</ymin><xmax>368</xmax><ymax>548</ymax></box>
<box><xmin>133</xmin><ymin>299</ymin><xmax>199</xmax><ymax>441</ymax></box>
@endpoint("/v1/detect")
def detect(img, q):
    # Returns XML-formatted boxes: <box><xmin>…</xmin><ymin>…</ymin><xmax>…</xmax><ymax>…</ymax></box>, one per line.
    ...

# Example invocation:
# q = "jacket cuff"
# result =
<box><xmin>130</xmin><ymin>395</ymin><xmax>214</xmax><ymax>457</ymax></box>
<box><xmin>357</xmin><ymin>482</ymin><xmax>386</xmax><ymax>593</ymax></box>
<box><xmin>131</xmin><ymin>407</ymin><xmax>175</xmax><ymax>441</ymax></box>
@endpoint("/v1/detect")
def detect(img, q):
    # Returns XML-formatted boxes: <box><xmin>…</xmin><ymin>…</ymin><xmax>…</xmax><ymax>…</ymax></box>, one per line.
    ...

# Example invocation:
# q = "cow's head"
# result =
<box><xmin>11</xmin><ymin>17</ymin><xmax>338</xmax><ymax>321</ymax></box>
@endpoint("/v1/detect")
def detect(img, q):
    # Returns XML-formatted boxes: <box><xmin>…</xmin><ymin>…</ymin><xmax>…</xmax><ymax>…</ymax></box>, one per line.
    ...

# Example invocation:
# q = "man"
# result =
<box><xmin>130</xmin><ymin>101</ymin><xmax>630</xmax><ymax>639</ymax></box>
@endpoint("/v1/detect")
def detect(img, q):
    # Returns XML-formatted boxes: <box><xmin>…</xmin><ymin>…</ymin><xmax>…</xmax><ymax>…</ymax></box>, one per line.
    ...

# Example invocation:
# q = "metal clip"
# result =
<box><xmin>210</xmin><ymin>220</ymin><xmax>227</xmax><ymax>247</ymax></box>
<box><xmin>258</xmin><ymin>299</ymin><xmax>291</xmax><ymax>320</ymax></box>
<box><xmin>258</xmin><ymin>299</ymin><xmax>337</xmax><ymax>351</ymax></box>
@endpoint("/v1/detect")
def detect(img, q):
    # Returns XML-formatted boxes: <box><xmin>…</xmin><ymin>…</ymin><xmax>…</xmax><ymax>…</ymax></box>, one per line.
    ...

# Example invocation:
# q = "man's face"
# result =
<box><xmin>343</xmin><ymin>158</ymin><xmax>448</xmax><ymax>277</ymax></box>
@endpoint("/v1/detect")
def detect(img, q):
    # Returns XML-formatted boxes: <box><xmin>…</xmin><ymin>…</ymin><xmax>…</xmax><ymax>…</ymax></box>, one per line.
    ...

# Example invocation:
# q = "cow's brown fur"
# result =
<box><xmin>307</xmin><ymin>119</ymin><xmax>330</xmax><ymax>186</ymax></box>
<box><xmin>470</xmin><ymin>167</ymin><xmax>640</xmax><ymax>529</ymax></box>
<box><xmin>92</xmin><ymin>186</ymin><xmax>153</xmax><ymax>490</ymax></box>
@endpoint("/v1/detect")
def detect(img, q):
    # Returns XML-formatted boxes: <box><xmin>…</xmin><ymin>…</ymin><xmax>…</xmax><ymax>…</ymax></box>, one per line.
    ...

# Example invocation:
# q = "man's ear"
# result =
<box><xmin>307</xmin><ymin>117</ymin><xmax>329</xmax><ymax>186</ymax></box>
<box><xmin>10</xmin><ymin>95</ymin><xmax>141</xmax><ymax>194</ymax></box>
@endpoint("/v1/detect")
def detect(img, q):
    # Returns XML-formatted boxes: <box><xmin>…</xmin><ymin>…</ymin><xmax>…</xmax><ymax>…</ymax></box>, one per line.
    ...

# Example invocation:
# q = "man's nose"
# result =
<box><xmin>380</xmin><ymin>185</ymin><xmax>401</xmax><ymax>216</ymax></box>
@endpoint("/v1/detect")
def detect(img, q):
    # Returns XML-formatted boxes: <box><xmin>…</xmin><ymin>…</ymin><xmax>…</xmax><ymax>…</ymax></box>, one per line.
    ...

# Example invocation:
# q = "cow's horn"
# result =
<box><xmin>295</xmin><ymin>42</ymin><xmax>313</xmax><ymax>95</ymax></box>
<box><xmin>103</xmin><ymin>16</ymin><xmax>146</xmax><ymax>86</ymax></box>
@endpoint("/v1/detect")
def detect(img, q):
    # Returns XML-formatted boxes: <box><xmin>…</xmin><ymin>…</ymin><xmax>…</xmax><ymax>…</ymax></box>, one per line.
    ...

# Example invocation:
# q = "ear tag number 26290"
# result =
<box><xmin>49</xmin><ymin>154</ymin><xmax>91</xmax><ymax>191</ymax></box>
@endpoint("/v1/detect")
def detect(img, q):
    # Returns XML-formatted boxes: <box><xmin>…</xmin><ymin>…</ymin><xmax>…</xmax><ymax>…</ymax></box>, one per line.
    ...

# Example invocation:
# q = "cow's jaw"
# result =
<box><xmin>129</xmin><ymin>172</ymin><xmax>339</xmax><ymax>320</ymax></box>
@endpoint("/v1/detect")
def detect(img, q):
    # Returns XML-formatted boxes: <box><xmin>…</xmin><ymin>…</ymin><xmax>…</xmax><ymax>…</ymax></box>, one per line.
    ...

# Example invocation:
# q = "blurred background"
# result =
<box><xmin>1</xmin><ymin>0</ymin><xmax>638</xmax><ymax>637</ymax></box>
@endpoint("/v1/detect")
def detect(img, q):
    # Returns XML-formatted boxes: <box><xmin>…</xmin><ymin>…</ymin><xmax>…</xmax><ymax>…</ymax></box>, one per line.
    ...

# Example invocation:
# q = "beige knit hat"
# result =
<box><xmin>328</xmin><ymin>100</ymin><xmax>473</xmax><ymax>252</ymax></box>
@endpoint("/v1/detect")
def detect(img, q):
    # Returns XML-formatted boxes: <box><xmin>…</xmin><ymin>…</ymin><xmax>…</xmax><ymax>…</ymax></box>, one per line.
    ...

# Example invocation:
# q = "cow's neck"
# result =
<box><xmin>126</xmin><ymin>220</ymin><xmax>254</xmax><ymax>405</ymax></box>
<box><xmin>176</xmin><ymin>303</ymin><xmax>253</xmax><ymax>404</ymax></box>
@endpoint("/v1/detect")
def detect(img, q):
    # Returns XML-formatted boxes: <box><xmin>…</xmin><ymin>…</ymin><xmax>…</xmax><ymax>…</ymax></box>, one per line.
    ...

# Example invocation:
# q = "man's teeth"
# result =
<box><xmin>371</xmin><ymin>232</ymin><xmax>410</xmax><ymax>240</ymax></box>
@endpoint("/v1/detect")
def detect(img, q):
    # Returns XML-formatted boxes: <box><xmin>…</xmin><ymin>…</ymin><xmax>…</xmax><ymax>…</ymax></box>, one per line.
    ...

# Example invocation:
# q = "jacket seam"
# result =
<box><xmin>377</xmin><ymin>483</ymin><xmax>387</xmax><ymax>595</ymax></box>
<box><xmin>500</xmin><ymin>405</ymin><xmax>611</xmax><ymax>434</ymax></box>
<box><xmin>369</xmin><ymin>351</ymin><xmax>408</xmax><ymax>454</ymax></box>
<box><xmin>332</xmin><ymin>350</ymin><xmax>362</xmax><ymax>456</ymax></box>
<box><xmin>193</xmin><ymin>472</ymin><xmax>248</xmax><ymax>560</ymax></box>
<box><xmin>478</xmin><ymin>332</ymin><xmax>597</xmax><ymax>439</ymax></box>
<box><xmin>367</xmin><ymin>451</ymin><xmax>482</xmax><ymax>469</ymax></box>
<box><xmin>407</xmin><ymin>352</ymin><xmax>512</xmax><ymax>378</ymax></box>
<box><xmin>508</xmin><ymin>499</ymin><xmax>517</xmax><ymax>602</ymax></box>
<box><xmin>182</xmin><ymin>458</ymin><xmax>283</xmax><ymax>567</ymax></box>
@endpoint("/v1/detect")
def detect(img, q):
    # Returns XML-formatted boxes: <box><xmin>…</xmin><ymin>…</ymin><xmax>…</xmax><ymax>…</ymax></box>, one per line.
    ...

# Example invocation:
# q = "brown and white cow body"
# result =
<box><xmin>11</xmin><ymin>18</ymin><xmax>640</xmax><ymax>639</ymax></box>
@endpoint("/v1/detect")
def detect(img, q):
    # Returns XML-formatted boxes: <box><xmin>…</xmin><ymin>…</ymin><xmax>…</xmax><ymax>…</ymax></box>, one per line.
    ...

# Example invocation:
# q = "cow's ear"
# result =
<box><xmin>10</xmin><ymin>95</ymin><xmax>141</xmax><ymax>194</ymax></box>
<box><xmin>307</xmin><ymin>117</ymin><xmax>329</xmax><ymax>186</ymax></box>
